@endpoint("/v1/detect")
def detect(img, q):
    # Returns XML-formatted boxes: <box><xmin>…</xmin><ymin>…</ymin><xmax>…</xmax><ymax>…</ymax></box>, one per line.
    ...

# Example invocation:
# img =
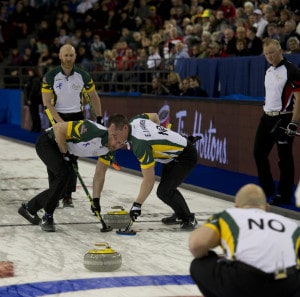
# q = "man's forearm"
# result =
<box><xmin>135</xmin><ymin>178</ymin><xmax>155</xmax><ymax>204</ymax></box>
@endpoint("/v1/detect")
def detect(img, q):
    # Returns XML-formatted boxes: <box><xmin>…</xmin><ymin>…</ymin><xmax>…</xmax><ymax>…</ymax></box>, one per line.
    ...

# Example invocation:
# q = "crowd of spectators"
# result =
<box><xmin>0</xmin><ymin>0</ymin><xmax>300</xmax><ymax>94</ymax></box>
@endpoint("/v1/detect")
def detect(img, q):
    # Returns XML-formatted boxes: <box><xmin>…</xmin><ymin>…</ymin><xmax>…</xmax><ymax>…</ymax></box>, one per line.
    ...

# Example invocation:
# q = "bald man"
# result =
<box><xmin>189</xmin><ymin>184</ymin><xmax>300</xmax><ymax>297</ymax></box>
<box><xmin>42</xmin><ymin>44</ymin><xmax>103</xmax><ymax>207</ymax></box>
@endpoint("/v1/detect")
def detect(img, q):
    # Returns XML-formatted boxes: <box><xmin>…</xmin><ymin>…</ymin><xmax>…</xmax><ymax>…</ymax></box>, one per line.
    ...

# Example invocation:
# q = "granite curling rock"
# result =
<box><xmin>103</xmin><ymin>206</ymin><xmax>131</xmax><ymax>229</ymax></box>
<box><xmin>84</xmin><ymin>242</ymin><xmax>122</xmax><ymax>272</ymax></box>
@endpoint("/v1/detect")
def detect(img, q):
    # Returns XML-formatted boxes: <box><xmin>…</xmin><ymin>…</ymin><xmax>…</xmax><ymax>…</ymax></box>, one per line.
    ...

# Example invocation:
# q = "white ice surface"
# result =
<box><xmin>2</xmin><ymin>137</ymin><xmax>295</xmax><ymax>296</ymax></box>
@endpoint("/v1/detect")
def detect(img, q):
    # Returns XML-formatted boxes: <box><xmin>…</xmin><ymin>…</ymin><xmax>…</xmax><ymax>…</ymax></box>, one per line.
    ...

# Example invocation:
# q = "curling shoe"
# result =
<box><xmin>18</xmin><ymin>203</ymin><xmax>41</xmax><ymax>225</ymax></box>
<box><xmin>63</xmin><ymin>197</ymin><xmax>74</xmax><ymax>208</ymax></box>
<box><xmin>180</xmin><ymin>214</ymin><xmax>198</xmax><ymax>230</ymax></box>
<box><xmin>269</xmin><ymin>195</ymin><xmax>291</xmax><ymax>206</ymax></box>
<box><xmin>40</xmin><ymin>213</ymin><xmax>55</xmax><ymax>232</ymax></box>
<box><xmin>161</xmin><ymin>213</ymin><xmax>182</xmax><ymax>225</ymax></box>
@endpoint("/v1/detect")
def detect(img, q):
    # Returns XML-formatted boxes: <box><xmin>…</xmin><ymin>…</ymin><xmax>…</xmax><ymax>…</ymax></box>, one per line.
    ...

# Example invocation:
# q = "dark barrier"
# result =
<box><xmin>99</xmin><ymin>95</ymin><xmax>299</xmax><ymax>184</ymax></box>
<box><xmin>0</xmin><ymin>89</ymin><xmax>22</xmax><ymax>125</ymax></box>
<box><xmin>175</xmin><ymin>54</ymin><xmax>300</xmax><ymax>98</ymax></box>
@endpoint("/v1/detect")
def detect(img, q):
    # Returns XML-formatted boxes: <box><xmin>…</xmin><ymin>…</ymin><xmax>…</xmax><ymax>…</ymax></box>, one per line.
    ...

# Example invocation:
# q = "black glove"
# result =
<box><xmin>286</xmin><ymin>121</ymin><xmax>298</xmax><ymax>137</ymax></box>
<box><xmin>96</xmin><ymin>116</ymin><xmax>104</xmax><ymax>125</ymax></box>
<box><xmin>91</xmin><ymin>198</ymin><xmax>101</xmax><ymax>215</ymax></box>
<box><xmin>187</xmin><ymin>135</ymin><xmax>202</xmax><ymax>144</ymax></box>
<box><xmin>62</xmin><ymin>151</ymin><xmax>77</xmax><ymax>168</ymax></box>
<box><xmin>130</xmin><ymin>202</ymin><xmax>142</xmax><ymax>221</ymax></box>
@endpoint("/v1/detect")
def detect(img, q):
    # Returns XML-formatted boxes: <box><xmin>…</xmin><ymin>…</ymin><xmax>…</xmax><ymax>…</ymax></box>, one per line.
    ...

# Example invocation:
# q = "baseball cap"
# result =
<box><xmin>201</xmin><ymin>9</ymin><xmax>211</xmax><ymax>18</ymax></box>
<box><xmin>294</xmin><ymin>10</ymin><xmax>300</xmax><ymax>16</ymax></box>
<box><xmin>253</xmin><ymin>9</ymin><xmax>262</xmax><ymax>15</ymax></box>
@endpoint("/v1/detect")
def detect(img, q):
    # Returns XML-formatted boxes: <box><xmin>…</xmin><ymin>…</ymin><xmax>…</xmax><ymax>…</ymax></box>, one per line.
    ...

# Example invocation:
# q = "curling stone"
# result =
<box><xmin>83</xmin><ymin>242</ymin><xmax>122</xmax><ymax>272</ymax></box>
<box><xmin>103</xmin><ymin>206</ymin><xmax>131</xmax><ymax>229</ymax></box>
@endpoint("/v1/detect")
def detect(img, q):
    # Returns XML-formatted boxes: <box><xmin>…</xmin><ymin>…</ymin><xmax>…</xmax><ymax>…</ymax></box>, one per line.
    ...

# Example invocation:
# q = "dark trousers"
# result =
<box><xmin>190</xmin><ymin>251</ymin><xmax>300</xmax><ymax>297</ymax></box>
<box><xmin>156</xmin><ymin>141</ymin><xmax>197</xmax><ymax>220</ymax></box>
<box><xmin>253</xmin><ymin>113</ymin><xmax>294</xmax><ymax>200</ymax></box>
<box><xmin>27</xmin><ymin>133</ymin><xmax>73</xmax><ymax>214</ymax></box>
<box><xmin>56</xmin><ymin>112</ymin><xmax>84</xmax><ymax>197</ymax></box>
<box><xmin>29</xmin><ymin>103</ymin><xmax>41</xmax><ymax>132</ymax></box>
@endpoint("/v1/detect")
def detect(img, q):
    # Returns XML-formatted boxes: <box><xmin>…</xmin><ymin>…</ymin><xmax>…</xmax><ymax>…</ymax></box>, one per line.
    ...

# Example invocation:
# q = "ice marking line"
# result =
<box><xmin>0</xmin><ymin>275</ymin><xmax>195</xmax><ymax>297</ymax></box>
<box><xmin>0</xmin><ymin>218</ymin><xmax>206</xmax><ymax>228</ymax></box>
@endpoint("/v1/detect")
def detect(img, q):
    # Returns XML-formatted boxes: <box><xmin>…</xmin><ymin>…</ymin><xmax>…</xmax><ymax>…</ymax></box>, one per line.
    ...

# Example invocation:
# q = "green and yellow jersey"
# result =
<box><xmin>204</xmin><ymin>207</ymin><xmax>300</xmax><ymax>273</ymax></box>
<box><xmin>128</xmin><ymin>113</ymin><xmax>187</xmax><ymax>169</ymax></box>
<box><xmin>42</xmin><ymin>65</ymin><xmax>95</xmax><ymax>113</ymax></box>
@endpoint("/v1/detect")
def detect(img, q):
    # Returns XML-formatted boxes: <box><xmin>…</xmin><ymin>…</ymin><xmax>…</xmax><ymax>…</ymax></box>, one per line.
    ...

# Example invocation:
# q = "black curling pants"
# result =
<box><xmin>156</xmin><ymin>141</ymin><xmax>197</xmax><ymax>220</ymax></box>
<box><xmin>27</xmin><ymin>133</ymin><xmax>72</xmax><ymax>214</ymax></box>
<box><xmin>253</xmin><ymin>113</ymin><xmax>294</xmax><ymax>200</ymax></box>
<box><xmin>190</xmin><ymin>251</ymin><xmax>300</xmax><ymax>297</ymax></box>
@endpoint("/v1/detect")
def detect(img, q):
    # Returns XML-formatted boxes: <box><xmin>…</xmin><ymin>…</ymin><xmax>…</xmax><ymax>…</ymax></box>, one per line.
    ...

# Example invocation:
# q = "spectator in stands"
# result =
<box><xmin>23</xmin><ymin>67</ymin><xmax>42</xmax><ymax>133</ymax></box>
<box><xmin>76</xmin><ymin>45</ymin><xmax>91</xmax><ymax>70</ymax></box>
<box><xmin>293</xmin><ymin>10</ymin><xmax>300</xmax><ymax>35</ymax></box>
<box><xmin>265</xmin><ymin>22</ymin><xmax>281</xmax><ymax>41</ymax></box>
<box><xmin>21</xmin><ymin>47</ymin><xmax>37</xmax><ymax>69</ymax></box>
<box><xmin>148</xmin><ymin>6</ymin><xmax>163</xmax><ymax>31</ymax></box>
<box><xmin>67</xmin><ymin>0</ymin><xmax>79</xmax><ymax>16</ymax></box>
<box><xmin>118</xmin><ymin>9</ymin><xmax>135</xmax><ymax>32</ymax></box>
<box><xmin>190</xmin><ymin>44</ymin><xmax>201</xmax><ymax>58</ymax></box>
<box><xmin>197</xmin><ymin>41</ymin><xmax>209</xmax><ymax>59</ymax></box>
<box><xmin>235</xmin><ymin>7</ymin><xmax>247</xmax><ymax>21</ymax></box>
<box><xmin>150</xmin><ymin>77</ymin><xmax>169</xmax><ymax>96</ymax></box>
<box><xmin>61</xmin><ymin>11</ymin><xmax>76</xmax><ymax>34</ymax></box>
<box><xmin>90</xmin><ymin>34</ymin><xmax>106</xmax><ymax>62</ymax></box>
<box><xmin>151</xmin><ymin>32</ymin><xmax>164</xmax><ymax>57</ymax></box>
<box><xmin>21</xmin><ymin>37</ymin><xmax>39</xmax><ymax>65</ymax></box>
<box><xmin>37</xmin><ymin>46</ymin><xmax>53</xmax><ymax>74</ymax></box>
<box><xmin>58</xmin><ymin>27</ymin><xmax>70</xmax><ymax>46</ymax></box>
<box><xmin>8</xmin><ymin>1</ymin><xmax>27</xmax><ymax>39</ymax></box>
<box><xmin>165</xmin><ymin>71</ymin><xmax>181</xmax><ymax>96</ymax></box>
<box><xmin>4</xmin><ymin>47</ymin><xmax>23</xmax><ymax>88</ymax></box>
<box><xmin>200</xmin><ymin>9</ymin><xmax>212</xmax><ymax>33</ymax></box>
<box><xmin>48</xmin><ymin>37</ymin><xmax>61</xmax><ymax>66</ymax></box>
<box><xmin>36</xmin><ymin>20</ymin><xmax>54</xmax><ymax>47</ymax></box>
<box><xmin>189</xmin><ymin>75</ymin><xmax>208</xmax><ymax>97</ymax></box>
<box><xmin>69</xmin><ymin>28</ymin><xmax>83</xmax><ymax>48</ymax></box>
<box><xmin>235</xmin><ymin>38</ymin><xmax>249</xmax><ymax>56</ymax></box>
<box><xmin>184</xmin><ymin>24</ymin><xmax>201</xmax><ymax>50</ymax></box>
<box><xmin>246</xmin><ymin>26</ymin><xmax>263</xmax><ymax>56</ymax></box>
<box><xmin>207</xmin><ymin>0</ymin><xmax>221</xmax><ymax>12</ymax></box>
<box><xmin>280</xmin><ymin>9</ymin><xmax>292</xmax><ymax>25</ymax></box>
<box><xmin>282</xmin><ymin>20</ymin><xmax>300</xmax><ymax>51</ymax></box>
<box><xmin>285</xmin><ymin>36</ymin><xmax>300</xmax><ymax>54</ymax></box>
<box><xmin>76</xmin><ymin>0</ymin><xmax>93</xmax><ymax>15</ymax></box>
<box><xmin>141</xmin><ymin>17</ymin><xmax>156</xmax><ymax>36</ymax></box>
<box><xmin>201</xmin><ymin>30</ymin><xmax>212</xmax><ymax>45</ymax></box>
<box><xmin>80</xmin><ymin>28</ymin><xmax>94</xmax><ymax>60</ymax></box>
<box><xmin>262</xmin><ymin>4</ymin><xmax>279</xmax><ymax>26</ymax></box>
<box><xmin>132</xmin><ymin>47</ymin><xmax>148</xmax><ymax>92</ymax></box>
<box><xmin>101</xmin><ymin>49</ymin><xmax>117</xmax><ymax>92</ymax></box>
<box><xmin>221</xmin><ymin>27</ymin><xmax>237</xmax><ymax>56</ymax></box>
<box><xmin>207</xmin><ymin>41</ymin><xmax>229</xmax><ymax>58</ymax></box>
<box><xmin>219</xmin><ymin>0</ymin><xmax>236</xmax><ymax>24</ymax></box>
<box><xmin>235</xmin><ymin>26</ymin><xmax>247</xmax><ymax>41</ymax></box>
<box><xmin>180</xmin><ymin>77</ymin><xmax>191</xmax><ymax>96</ymax></box>
<box><xmin>135</xmin><ymin>0</ymin><xmax>150</xmax><ymax>20</ymax></box>
<box><xmin>253</xmin><ymin>9</ymin><xmax>268</xmax><ymax>39</ymax></box>
<box><xmin>174</xmin><ymin>41</ymin><xmax>190</xmax><ymax>67</ymax></box>
<box><xmin>211</xmin><ymin>10</ymin><xmax>230</xmax><ymax>33</ymax></box>
<box><xmin>122</xmin><ymin>0</ymin><xmax>136</xmax><ymax>20</ymax></box>
<box><xmin>22</xmin><ymin>0</ymin><xmax>37</xmax><ymax>35</ymax></box>
<box><xmin>147</xmin><ymin>45</ymin><xmax>161</xmax><ymax>70</ymax></box>
<box><xmin>243</xmin><ymin>1</ymin><xmax>254</xmax><ymax>17</ymax></box>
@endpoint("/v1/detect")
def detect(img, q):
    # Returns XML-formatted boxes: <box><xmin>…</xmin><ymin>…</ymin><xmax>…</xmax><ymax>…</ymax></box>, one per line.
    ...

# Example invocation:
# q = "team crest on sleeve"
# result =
<box><xmin>80</xmin><ymin>125</ymin><xmax>88</xmax><ymax>134</ymax></box>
